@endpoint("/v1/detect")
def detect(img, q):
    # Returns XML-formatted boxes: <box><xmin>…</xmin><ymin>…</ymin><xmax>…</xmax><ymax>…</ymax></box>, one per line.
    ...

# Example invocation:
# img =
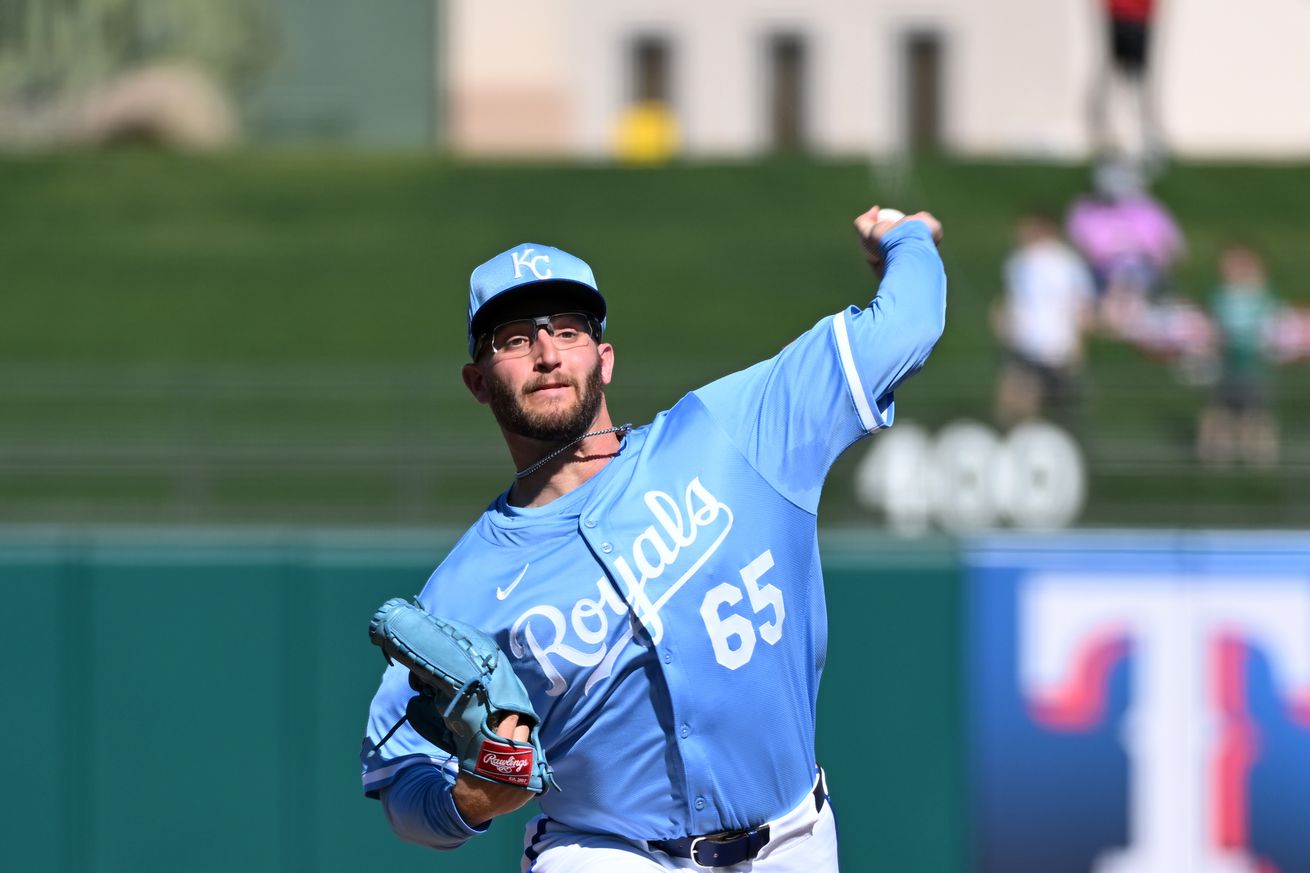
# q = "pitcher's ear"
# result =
<box><xmin>462</xmin><ymin>363</ymin><xmax>490</xmax><ymax>405</ymax></box>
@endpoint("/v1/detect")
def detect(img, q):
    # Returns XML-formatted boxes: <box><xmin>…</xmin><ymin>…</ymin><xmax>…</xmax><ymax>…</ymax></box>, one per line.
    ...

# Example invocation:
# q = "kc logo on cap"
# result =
<box><xmin>511</xmin><ymin>248</ymin><xmax>553</xmax><ymax>281</ymax></box>
<box><xmin>467</xmin><ymin>242</ymin><xmax>608</xmax><ymax>358</ymax></box>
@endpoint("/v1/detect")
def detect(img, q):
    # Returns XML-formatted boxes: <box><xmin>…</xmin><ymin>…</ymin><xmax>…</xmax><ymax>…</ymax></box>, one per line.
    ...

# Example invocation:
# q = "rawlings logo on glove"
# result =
<box><xmin>368</xmin><ymin>597</ymin><xmax>559</xmax><ymax>794</ymax></box>
<box><xmin>476</xmin><ymin>740</ymin><xmax>534</xmax><ymax>784</ymax></box>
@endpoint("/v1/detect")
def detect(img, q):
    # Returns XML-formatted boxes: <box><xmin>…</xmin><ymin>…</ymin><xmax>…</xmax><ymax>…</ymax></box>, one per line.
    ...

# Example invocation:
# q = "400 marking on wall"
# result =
<box><xmin>855</xmin><ymin>420</ymin><xmax>1086</xmax><ymax>534</ymax></box>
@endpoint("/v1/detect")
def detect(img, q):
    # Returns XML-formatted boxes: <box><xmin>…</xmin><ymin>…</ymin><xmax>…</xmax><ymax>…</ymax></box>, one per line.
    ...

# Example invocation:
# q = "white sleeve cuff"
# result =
<box><xmin>832</xmin><ymin>309</ymin><xmax>893</xmax><ymax>432</ymax></box>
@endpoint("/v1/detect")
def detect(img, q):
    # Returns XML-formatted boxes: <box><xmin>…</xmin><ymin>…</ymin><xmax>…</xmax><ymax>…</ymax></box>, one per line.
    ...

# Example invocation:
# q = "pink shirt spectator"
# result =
<box><xmin>1066</xmin><ymin>194</ymin><xmax>1184</xmax><ymax>283</ymax></box>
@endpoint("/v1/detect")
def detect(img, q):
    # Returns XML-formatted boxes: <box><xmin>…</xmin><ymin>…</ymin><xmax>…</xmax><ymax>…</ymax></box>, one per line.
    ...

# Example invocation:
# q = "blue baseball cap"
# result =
<box><xmin>467</xmin><ymin>243</ymin><xmax>607</xmax><ymax>357</ymax></box>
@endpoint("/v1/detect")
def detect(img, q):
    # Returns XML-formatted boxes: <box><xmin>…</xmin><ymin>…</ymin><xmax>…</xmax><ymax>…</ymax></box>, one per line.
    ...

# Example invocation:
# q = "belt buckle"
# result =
<box><xmin>688</xmin><ymin>825</ymin><xmax>769</xmax><ymax>869</ymax></box>
<box><xmin>688</xmin><ymin>835</ymin><xmax>714</xmax><ymax>869</ymax></box>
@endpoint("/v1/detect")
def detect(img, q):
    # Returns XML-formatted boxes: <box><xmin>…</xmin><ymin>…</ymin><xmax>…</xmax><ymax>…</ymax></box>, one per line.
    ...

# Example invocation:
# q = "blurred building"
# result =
<box><xmin>444</xmin><ymin>0</ymin><xmax>1310</xmax><ymax>160</ymax></box>
<box><xmin>2</xmin><ymin>0</ymin><xmax>1307</xmax><ymax>155</ymax></box>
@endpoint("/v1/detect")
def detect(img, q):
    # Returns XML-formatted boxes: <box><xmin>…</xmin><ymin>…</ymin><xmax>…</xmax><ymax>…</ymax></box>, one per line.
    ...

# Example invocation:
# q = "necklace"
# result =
<box><xmin>513</xmin><ymin>423</ymin><xmax>633</xmax><ymax>480</ymax></box>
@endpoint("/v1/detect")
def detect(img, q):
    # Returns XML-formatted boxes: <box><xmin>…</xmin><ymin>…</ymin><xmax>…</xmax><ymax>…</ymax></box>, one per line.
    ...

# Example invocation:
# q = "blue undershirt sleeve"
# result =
<box><xmin>378</xmin><ymin>763</ymin><xmax>491</xmax><ymax>850</ymax></box>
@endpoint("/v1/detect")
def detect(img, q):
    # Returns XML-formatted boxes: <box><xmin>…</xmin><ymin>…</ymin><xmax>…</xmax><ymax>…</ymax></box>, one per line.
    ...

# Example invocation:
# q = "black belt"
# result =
<box><xmin>649</xmin><ymin>777</ymin><xmax>827</xmax><ymax>869</ymax></box>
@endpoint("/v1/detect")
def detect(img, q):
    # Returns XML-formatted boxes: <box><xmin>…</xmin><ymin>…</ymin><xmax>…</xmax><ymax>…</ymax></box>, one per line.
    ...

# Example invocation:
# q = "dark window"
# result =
<box><xmin>631</xmin><ymin>35</ymin><xmax>671</xmax><ymax>104</ymax></box>
<box><xmin>904</xmin><ymin>32</ymin><xmax>944</xmax><ymax>151</ymax></box>
<box><xmin>768</xmin><ymin>33</ymin><xmax>807</xmax><ymax>151</ymax></box>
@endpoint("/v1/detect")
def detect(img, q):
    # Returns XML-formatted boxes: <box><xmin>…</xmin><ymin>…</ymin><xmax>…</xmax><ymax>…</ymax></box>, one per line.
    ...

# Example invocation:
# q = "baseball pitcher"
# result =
<box><xmin>361</xmin><ymin>207</ymin><xmax>947</xmax><ymax>871</ymax></box>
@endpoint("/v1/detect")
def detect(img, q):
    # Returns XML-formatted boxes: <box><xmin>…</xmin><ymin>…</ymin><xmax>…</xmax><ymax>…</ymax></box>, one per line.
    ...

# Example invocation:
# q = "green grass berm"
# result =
<box><xmin>2</xmin><ymin>153</ymin><xmax>1307</xmax><ymax>528</ymax></box>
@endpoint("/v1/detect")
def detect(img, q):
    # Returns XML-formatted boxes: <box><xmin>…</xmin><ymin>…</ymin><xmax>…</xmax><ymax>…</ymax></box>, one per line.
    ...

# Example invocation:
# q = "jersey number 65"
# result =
<box><xmin>698</xmin><ymin>550</ymin><xmax>786</xmax><ymax>670</ymax></box>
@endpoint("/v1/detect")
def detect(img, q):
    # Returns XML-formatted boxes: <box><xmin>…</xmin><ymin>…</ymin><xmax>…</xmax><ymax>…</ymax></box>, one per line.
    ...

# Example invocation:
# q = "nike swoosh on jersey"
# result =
<box><xmin>497</xmin><ymin>563</ymin><xmax>530</xmax><ymax>600</ymax></box>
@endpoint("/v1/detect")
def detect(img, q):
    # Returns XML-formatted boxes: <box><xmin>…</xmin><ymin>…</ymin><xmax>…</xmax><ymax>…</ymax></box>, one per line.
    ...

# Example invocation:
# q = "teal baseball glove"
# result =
<box><xmin>369</xmin><ymin>597</ymin><xmax>558</xmax><ymax>794</ymax></box>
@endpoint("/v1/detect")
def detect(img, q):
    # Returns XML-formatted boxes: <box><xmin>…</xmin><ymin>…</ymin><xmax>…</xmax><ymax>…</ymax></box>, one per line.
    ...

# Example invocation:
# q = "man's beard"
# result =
<box><xmin>486</xmin><ymin>360</ymin><xmax>605</xmax><ymax>444</ymax></box>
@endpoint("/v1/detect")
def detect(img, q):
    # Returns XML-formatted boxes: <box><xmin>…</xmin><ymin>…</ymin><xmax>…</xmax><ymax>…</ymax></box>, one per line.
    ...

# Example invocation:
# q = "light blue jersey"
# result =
<box><xmin>361</xmin><ymin>222</ymin><xmax>947</xmax><ymax>848</ymax></box>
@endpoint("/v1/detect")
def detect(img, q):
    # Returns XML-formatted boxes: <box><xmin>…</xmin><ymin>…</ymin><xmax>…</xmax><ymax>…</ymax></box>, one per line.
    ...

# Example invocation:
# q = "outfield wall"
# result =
<box><xmin>4</xmin><ymin>528</ymin><xmax>1306</xmax><ymax>872</ymax></box>
<box><xmin>0</xmin><ymin>528</ymin><xmax>961</xmax><ymax>873</ymax></box>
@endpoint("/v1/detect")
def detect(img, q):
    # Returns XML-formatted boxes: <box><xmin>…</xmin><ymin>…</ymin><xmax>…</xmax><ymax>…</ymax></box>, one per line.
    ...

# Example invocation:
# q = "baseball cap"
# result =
<box><xmin>467</xmin><ymin>243</ymin><xmax>607</xmax><ymax>357</ymax></box>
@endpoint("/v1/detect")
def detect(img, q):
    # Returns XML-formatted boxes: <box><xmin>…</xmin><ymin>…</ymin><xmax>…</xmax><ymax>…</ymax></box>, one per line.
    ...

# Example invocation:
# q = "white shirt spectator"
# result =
<box><xmin>1002</xmin><ymin>239</ymin><xmax>1095</xmax><ymax>367</ymax></box>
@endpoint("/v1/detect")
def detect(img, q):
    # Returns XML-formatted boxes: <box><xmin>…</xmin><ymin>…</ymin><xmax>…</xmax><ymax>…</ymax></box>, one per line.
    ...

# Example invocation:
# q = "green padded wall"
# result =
<box><xmin>0</xmin><ymin>528</ymin><xmax>963</xmax><ymax>873</ymax></box>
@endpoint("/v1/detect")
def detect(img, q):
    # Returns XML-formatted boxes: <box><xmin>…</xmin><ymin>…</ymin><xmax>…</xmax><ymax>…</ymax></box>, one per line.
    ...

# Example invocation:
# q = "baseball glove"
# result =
<box><xmin>369</xmin><ymin>597</ymin><xmax>558</xmax><ymax>794</ymax></box>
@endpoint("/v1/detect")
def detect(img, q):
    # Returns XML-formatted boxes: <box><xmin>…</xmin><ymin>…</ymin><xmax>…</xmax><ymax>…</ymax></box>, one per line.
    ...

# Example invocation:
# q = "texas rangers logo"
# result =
<box><xmin>511</xmin><ymin>248</ymin><xmax>552</xmax><ymax>280</ymax></box>
<box><xmin>969</xmin><ymin>542</ymin><xmax>1310</xmax><ymax>873</ymax></box>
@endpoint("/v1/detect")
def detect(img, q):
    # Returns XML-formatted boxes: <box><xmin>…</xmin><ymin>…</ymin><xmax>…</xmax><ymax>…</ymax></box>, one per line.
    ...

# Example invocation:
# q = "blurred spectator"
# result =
<box><xmin>992</xmin><ymin>211</ymin><xmax>1097</xmax><ymax>430</ymax></box>
<box><xmin>1089</xmin><ymin>0</ymin><xmax>1164</xmax><ymax>167</ymax></box>
<box><xmin>1066</xmin><ymin>160</ymin><xmax>1185</xmax><ymax>336</ymax></box>
<box><xmin>1196</xmin><ymin>244</ymin><xmax>1281</xmax><ymax>467</ymax></box>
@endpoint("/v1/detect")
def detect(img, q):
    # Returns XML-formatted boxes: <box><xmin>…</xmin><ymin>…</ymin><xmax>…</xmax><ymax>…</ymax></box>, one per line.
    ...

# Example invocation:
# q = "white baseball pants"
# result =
<box><xmin>520</xmin><ymin>783</ymin><xmax>838</xmax><ymax>872</ymax></box>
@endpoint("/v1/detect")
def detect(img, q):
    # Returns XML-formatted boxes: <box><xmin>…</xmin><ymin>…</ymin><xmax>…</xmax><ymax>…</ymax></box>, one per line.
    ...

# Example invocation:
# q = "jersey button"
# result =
<box><xmin>680</xmin><ymin>724</ymin><xmax>690</xmax><ymax>738</ymax></box>
<box><xmin>600</xmin><ymin>542</ymin><xmax>613</xmax><ymax>553</ymax></box>
<box><xmin>695</xmin><ymin>797</ymin><xmax>706</xmax><ymax>811</ymax></box>
<box><xmin>663</xmin><ymin>651</ymin><xmax>672</xmax><ymax>664</ymax></box>
<box><xmin>583</xmin><ymin>518</ymin><xmax>597</xmax><ymax>528</ymax></box>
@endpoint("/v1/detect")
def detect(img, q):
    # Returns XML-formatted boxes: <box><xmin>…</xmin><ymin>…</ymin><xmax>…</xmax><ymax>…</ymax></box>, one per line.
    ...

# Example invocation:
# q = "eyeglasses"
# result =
<box><xmin>480</xmin><ymin>312</ymin><xmax>601</xmax><ymax>359</ymax></box>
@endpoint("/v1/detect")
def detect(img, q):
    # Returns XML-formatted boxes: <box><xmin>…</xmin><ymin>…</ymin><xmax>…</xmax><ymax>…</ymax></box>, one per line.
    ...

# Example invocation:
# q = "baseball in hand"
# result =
<box><xmin>876</xmin><ymin>208</ymin><xmax>906</xmax><ymax>224</ymax></box>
